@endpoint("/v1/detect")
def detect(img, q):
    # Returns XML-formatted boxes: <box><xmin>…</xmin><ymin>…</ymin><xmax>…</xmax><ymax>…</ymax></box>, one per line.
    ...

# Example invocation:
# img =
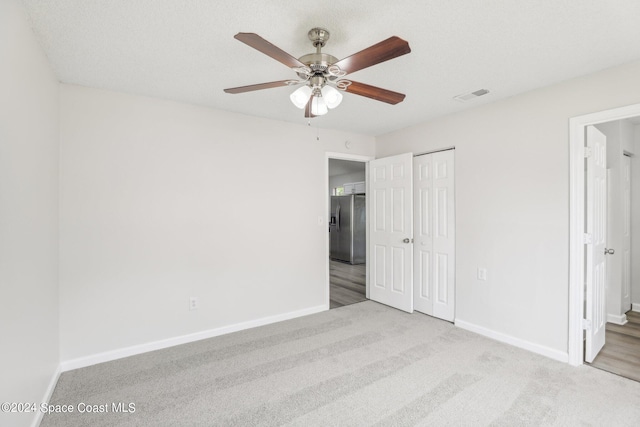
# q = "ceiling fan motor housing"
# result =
<box><xmin>297</xmin><ymin>28</ymin><xmax>340</xmax><ymax>84</ymax></box>
<box><xmin>297</xmin><ymin>53</ymin><xmax>339</xmax><ymax>78</ymax></box>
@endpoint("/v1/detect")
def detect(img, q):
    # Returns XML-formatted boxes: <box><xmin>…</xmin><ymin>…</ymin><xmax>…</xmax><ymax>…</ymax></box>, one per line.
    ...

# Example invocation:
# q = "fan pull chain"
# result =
<box><xmin>307</xmin><ymin>119</ymin><xmax>320</xmax><ymax>141</ymax></box>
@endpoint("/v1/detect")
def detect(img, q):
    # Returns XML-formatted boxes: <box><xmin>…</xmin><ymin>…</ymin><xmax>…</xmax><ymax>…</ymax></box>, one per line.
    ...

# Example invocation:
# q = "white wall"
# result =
<box><xmin>619</xmin><ymin>120</ymin><xmax>634</xmax><ymax>314</ymax></box>
<box><xmin>376</xmin><ymin>60</ymin><xmax>640</xmax><ymax>359</ymax></box>
<box><xmin>621</xmin><ymin>120</ymin><xmax>636</xmax><ymax>154</ymax></box>
<box><xmin>59</xmin><ymin>84</ymin><xmax>375</xmax><ymax>363</ymax></box>
<box><xmin>0</xmin><ymin>1</ymin><xmax>60</xmax><ymax>427</ymax></box>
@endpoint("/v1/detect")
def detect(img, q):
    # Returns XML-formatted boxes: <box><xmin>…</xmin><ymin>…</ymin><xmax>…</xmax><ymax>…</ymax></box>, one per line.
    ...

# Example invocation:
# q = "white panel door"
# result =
<box><xmin>585</xmin><ymin>125</ymin><xmax>607</xmax><ymax>363</ymax></box>
<box><xmin>369</xmin><ymin>153</ymin><xmax>413</xmax><ymax>313</ymax></box>
<box><xmin>432</xmin><ymin>151</ymin><xmax>455</xmax><ymax>321</ymax></box>
<box><xmin>413</xmin><ymin>150</ymin><xmax>455</xmax><ymax>321</ymax></box>
<box><xmin>622</xmin><ymin>155</ymin><xmax>631</xmax><ymax>312</ymax></box>
<box><xmin>413</xmin><ymin>154</ymin><xmax>434</xmax><ymax>316</ymax></box>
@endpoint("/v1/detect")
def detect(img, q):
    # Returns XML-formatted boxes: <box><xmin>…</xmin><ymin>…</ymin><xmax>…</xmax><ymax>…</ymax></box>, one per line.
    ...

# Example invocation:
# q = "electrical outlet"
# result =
<box><xmin>189</xmin><ymin>297</ymin><xmax>199</xmax><ymax>311</ymax></box>
<box><xmin>477</xmin><ymin>268</ymin><xmax>487</xmax><ymax>281</ymax></box>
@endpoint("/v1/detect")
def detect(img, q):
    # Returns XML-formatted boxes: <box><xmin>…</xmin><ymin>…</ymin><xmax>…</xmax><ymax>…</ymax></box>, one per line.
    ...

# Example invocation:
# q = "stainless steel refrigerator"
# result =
<box><xmin>330</xmin><ymin>194</ymin><xmax>366</xmax><ymax>264</ymax></box>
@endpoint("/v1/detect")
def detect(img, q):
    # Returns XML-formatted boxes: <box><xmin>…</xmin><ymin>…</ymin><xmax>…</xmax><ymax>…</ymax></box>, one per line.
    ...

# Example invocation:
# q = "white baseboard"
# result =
<box><xmin>454</xmin><ymin>319</ymin><xmax>569</xmax><ymax>363</ymax></box>
<box><xmin>606</xmin><ymin>313</ymin><xmax>628</xmax><ymax>325</ymax></box>
<box><xmin>32</xmin><ymin>365</ymin><xmax>61</xmax><ymax>427</ymax></box>
<box><xmin>632</xmin><ymin>303</ymin><xmax>640</xmax><ymax>313</ymax></box>
<box><xmin>61</xmin><ymin>304</ymin><xmax>327</xmax><ymax>372</ymax></box>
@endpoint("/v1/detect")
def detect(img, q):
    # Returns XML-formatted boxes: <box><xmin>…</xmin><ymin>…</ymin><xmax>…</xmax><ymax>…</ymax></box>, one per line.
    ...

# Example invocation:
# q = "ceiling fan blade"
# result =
<box><xmin>304</xmin><ymin>97</ymin><xmax>316</xmax><ymax>118</ymax></box>
<box><xmin>344</xmin><ymin>81</ymin><xmax>406</xmax><ymax>105</ymax></box>
<box><xmin>333</xmin><ymin>36</ymin><xmax>410</xmax><ymax>75</ymax></box>
<box><xmin>235</xmin><ymin>33</ymin><xmax>306</xmax><ymax>69</ymax></box>
<box><xmin>224</xmin><ymin>80</ymin><xmax>295</xmax><ymax>94</ymax></box>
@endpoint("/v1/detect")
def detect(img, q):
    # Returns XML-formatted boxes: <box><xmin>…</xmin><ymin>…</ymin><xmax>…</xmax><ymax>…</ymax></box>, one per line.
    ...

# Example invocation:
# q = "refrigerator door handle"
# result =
<box><xmin>336</xmin><ymin>204</ymin><xmax>341</xmax><ymax>232</ymax></box>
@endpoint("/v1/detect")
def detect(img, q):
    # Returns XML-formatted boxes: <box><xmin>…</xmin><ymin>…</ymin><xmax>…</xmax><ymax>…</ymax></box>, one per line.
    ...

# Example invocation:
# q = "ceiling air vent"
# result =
<box><xmin>453</xmin><ymin>89</ymin><xmax>490</xmax><ymax>102</ymax></box>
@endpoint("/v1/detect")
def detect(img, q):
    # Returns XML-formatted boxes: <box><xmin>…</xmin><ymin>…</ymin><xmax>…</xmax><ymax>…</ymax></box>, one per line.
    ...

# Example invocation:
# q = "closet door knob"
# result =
<box><xmin>605</xmin><ymin>248</ymin><xmax>615</xmax><ymax>255</ymax></box>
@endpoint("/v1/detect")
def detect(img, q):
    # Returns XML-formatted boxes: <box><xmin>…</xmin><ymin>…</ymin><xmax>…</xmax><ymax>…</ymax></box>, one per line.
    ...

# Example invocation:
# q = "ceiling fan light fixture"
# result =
<box><xmin>311</xmin><ymin>95</ymin><xmax>328</xmax><ymax>116</ymax></box>
<box><xmin>321</xmin><ymin>85</ymin><xmax>343</xmax><ymax>109</ymax></box>
<box><xmin>290</xmin><ymin>85</ymin><xmax>312</xmax><ymax>109</ymax></box>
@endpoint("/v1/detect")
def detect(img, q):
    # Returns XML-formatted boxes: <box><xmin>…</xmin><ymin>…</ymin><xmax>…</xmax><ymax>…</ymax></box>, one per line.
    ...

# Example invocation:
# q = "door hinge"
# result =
<box><xmin>583</xmin><ymin>233</ymin><xmax>593</xmax><ymax>245</ymax></box>
<box><xmin>582</xmin><ymin>319</ymin><xmax>592</xmax><ymax>330</ymax></box>
<box><xmin>584</xmin><ymin>147</ymin><xmax>592</xmax><ymax>158</ymax></box>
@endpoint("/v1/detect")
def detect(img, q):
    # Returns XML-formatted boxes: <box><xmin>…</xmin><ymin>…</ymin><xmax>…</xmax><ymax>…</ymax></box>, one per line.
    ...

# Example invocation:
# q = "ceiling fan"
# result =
<box><xmin>223</xmin><ymin>28</ymin><xmax>411</xmax><ymax>118</ymax></box>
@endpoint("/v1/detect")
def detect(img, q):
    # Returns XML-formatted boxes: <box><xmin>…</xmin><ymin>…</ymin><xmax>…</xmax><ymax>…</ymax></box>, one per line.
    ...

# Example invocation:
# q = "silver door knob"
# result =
<box><xmin>403</xmin><ymin>238</ymin><xmax>411</xmax><ymax>243</ymax></box>
<box><xmin>605</xmin><ymin>248</ymin><xmax>615</xmax><ymax>255</ymax></box>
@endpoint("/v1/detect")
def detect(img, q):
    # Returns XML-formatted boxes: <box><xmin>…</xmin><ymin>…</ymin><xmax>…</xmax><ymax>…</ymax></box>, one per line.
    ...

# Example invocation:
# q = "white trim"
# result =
<box><xmin>365</xmin><ymin>161</ymin><xmax>370</xmax><ymax>300</ymax></box>
<box><xmin>325</xmin><ymin>152</ymin><xmax>374</xmax><ymax>307</ymax></box>
<box><xmin>569</xmin><ymin>102</ymin><xmax>640</xmax><ymax>366</ymax></box>
<box><xmin>455</xmin><ymin>319</ymin><xmax>569</xmax><ymax>363</ymax></box>
<box><xmin>606</xmin><ymin>313</ymin><xmax>628</xmax><ymax>325</ymax></box>
<box><xmin>568</xmin><ymin>116</ymin><xmax>587</xmax><ymax>366</ymax></box>
<box><xmin>61</xmin><ymin>304</ymin><xmax>326</xmax><ymax>372</ymax></box>
<box><xmin>325</xmin><ymin>152</ymin><xmax>374</xmax><ymax>162</ymax></box>
<box><xmin>632</xmin><ymin>303</ymin><xmax>640</xmax><ymax>312</ymax></box>
<box><xmin>32</xmin><ymin>365</ymin><xmax>61</xmax><ymax>427</ymax></box>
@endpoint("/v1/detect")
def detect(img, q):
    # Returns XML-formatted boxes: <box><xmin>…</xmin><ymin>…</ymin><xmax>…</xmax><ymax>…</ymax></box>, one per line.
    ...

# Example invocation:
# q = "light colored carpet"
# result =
<box><xmin>42</xmin><ymin>301</ymin><xmax>640</xmax><ymax>426</ymax></box>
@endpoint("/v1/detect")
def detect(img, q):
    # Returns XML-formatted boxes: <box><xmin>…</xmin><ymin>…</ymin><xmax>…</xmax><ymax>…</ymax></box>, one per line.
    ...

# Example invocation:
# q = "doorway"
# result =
<box><xmin>569</xmin><ymin>105</ymin><xmax>640</xmax><ymax>380</ymax></box>
<box><xmin>583</xmin><ymin>118</ymin><xmax>640</xmax><ymax>381</ymax></box>
<box><xmin>326</xmin><ymin>153</ymin><xmax>372</xmax><ymax>309</ymax></box>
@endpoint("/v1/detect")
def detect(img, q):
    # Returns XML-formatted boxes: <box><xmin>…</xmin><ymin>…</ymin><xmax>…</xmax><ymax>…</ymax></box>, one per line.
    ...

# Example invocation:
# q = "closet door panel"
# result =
<box><xmin>413</xmin><ymin>150</ymin><xmax>455</xmax><ymax>321</ymax></box>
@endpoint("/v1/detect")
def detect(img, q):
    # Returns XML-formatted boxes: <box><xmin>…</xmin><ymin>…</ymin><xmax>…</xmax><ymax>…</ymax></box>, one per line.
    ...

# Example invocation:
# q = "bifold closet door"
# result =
<box><xmin>368</xmin><ymin>153</ymin><xmax>414</xmax><ymax>313</ymax></box>
<box><xmin>413</xmin><ymin>150</ymin><xmax>455</xmax><ymax>321</ymax></box>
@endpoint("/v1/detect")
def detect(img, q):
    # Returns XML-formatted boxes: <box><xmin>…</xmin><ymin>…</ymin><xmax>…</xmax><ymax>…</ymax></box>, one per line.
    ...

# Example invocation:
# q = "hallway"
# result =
<box><xmin>329</xmin><ymin>260</ymin><xmax>366</xmax><ymax>309</ymax></box>
<box><xmin>589</xmin><ymin>310</ymin><xmax>640</xmax><ymax>382</ymax></box>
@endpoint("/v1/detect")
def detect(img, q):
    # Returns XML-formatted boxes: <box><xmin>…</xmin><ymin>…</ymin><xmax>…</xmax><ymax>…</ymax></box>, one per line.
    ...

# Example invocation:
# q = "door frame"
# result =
<box><xmin>568</xmin><ymin>102</ymin><xmax>640</xmax><ymax>366</ymax></box>
<box><xmin>325</xmin><ymin>152</ymin><xmax>374</xmax><ymax>309</ymax></box>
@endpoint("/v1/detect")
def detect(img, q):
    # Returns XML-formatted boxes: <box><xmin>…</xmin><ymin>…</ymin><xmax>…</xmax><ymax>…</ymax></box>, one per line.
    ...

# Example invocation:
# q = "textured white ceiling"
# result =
<box><xmin>20</xmin><ymin>0</ymin><xmax>640</xmax><ymax>136</ymax></box>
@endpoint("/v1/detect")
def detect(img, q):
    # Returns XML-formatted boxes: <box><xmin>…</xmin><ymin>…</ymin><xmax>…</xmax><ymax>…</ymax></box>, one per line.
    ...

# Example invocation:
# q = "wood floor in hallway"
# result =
<box><xmin>329</xmin><ymin>259</ymin><xmax>366</xmax><ymax>309</ymax></box>
<box><xmin>589</xmin><ymin>310</ymin><xmax>640</xmax><ymax>383</ymax></box>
